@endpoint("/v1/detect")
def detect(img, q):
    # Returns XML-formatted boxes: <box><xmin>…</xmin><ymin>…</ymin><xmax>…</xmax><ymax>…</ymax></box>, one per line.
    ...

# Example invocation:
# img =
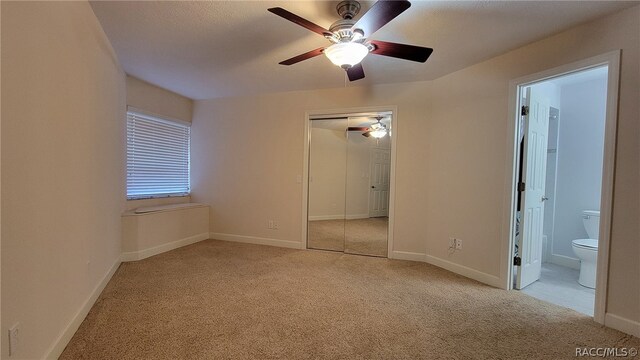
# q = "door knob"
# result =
<box><xmin>371</xmin><ymin>186</ymin><xmax>375</xmax><ymax>189</ymax></box>
<box><xmin>541</xmin><ymin>196</ymin><xmax>549</xmax><ymax>202</ymax></box>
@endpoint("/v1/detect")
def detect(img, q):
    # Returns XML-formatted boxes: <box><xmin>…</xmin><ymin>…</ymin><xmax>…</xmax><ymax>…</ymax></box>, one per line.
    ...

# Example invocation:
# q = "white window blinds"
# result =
<box><xmin>126</xmin><ymin>110</ymin><xmax>190</xmax><ymax>199</ymax></box>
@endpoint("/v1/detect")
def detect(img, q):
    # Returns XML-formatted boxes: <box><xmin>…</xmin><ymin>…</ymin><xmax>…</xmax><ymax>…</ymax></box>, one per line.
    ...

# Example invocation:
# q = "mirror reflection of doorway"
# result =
<box><xmin>307</xmin><ymin>112</ymin><xmax>392</xmax><ymax>257</ymax></box>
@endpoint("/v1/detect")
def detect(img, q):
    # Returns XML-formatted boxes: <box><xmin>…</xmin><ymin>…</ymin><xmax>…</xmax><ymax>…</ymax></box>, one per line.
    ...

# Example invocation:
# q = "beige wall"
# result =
<box><xmin>309</xmin><ymin>128</ymin><xmax>348</xmax><ymax>219</ymax></box>
<box><xmin>122</xmin><ymin>205</ymin><xmax>209</xmax><ymax>257</ymax></box>
<box><xmin>344</xmin><ymin>138</ymin><xmax>370</xmax><ymax>219</ymax></box>
<box><xmin>192</xmin><ymin>81</ymin><xmax>432</xmax><ymax>251</ymax></box>
<box><xmin>124</xmin><ymin>195</ymin><xmax>192</xmax><ymax>211</ymax></box>
<box><xmin>126</xmin><ymin>75</ymin><xmax>193</xmax><ymax>123</ymax></box>
<box><xmin>424</xmin><ymin>4</ymin><xmax>638</xmax><ymax>324</ymax></box>
<box><xmin>0</xmin><ymin>2</ymin><xmax>3</xmax><ymax>356</ymax></box>
<box><xmin>192</xmin><ymin>5</ymin><xmax>639</xmax><ymax>326</ymax></box>
<box><xmin>1</xmin><ymin>2</ymin><xmax>126</xmax><ymax>358</ymax></box>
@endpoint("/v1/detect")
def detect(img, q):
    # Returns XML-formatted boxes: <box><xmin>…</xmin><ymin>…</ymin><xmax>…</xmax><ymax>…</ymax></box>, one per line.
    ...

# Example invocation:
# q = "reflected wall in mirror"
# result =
<box><xmin>345</xmin><ymin>116</ymin><xmax>391</xmax><ymax>257</ymax></box>
<box><xmin>307</xmin><ymin>119</ymin><xmax>347</xmax><ymax>252</ymax></box>
<box><xmin>307</xmin><ymin>112</ymin><xmax>392</xmax><ymax>257</ymax></box>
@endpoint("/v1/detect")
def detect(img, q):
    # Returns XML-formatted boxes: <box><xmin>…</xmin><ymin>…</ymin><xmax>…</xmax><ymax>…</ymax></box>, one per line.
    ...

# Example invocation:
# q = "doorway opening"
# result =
<box><xmin>303</xmin><ymin>109</ymin><xmax>395</xmax><ymax>258</ymax></box>
<box><xmin>507</xmin><ymin>57</ymin><xmax>618</xmax><ymax>320</ymax></box>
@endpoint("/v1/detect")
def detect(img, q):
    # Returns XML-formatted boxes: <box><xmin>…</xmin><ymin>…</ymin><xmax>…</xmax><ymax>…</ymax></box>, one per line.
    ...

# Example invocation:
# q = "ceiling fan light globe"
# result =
<box><xmin>324</xmin><ymin>42</ymin><xmax>368</xmax><ymax>68</ymax></box>
<box><xmin>370</xmin><ymin>129</ymin><xmax>387</xmax><ymax>138</ymax></box>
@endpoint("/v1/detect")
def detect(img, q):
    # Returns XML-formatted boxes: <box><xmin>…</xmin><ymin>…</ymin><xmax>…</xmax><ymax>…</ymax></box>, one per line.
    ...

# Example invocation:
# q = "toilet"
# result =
<box><xmin>571</xmin><ymin>210</ymin><xmax>600</xmax><ymax>288</ymax></box>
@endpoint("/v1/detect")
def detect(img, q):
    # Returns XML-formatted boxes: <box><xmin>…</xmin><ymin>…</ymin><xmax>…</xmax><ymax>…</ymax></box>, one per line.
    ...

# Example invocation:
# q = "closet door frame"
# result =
<box><xmin>302</xmin><ymin>106</ymin><xmax>398</xmax><ymax>257</ymax></box>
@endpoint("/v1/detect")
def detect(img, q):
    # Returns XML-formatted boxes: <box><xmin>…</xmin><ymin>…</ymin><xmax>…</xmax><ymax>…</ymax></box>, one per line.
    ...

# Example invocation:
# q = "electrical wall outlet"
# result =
<box><xmin>449</xmin><ymin>238</ymin><xmax>463</xmax><ymax>251</ymax></box>
<box><xmin>267</xmin><ymin>220</ymin><xmax>274</xmax><ymax>229</ymax></box>
<box><xmin>273</xmin><ymin>221</ymin><xmax>278</xmax><ymax>230</ymax></box>
<box><xmin>9</xmin><ymin>323</ymin><xmax>19</xmax><ymax>357</ymax></box>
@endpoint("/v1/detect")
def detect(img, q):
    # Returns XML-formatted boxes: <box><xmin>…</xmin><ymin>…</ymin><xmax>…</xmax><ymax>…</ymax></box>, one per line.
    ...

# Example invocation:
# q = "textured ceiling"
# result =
<box><xmin>90</xmin><ymin>1</ymin><xmax>637</xmax><ymax>100</ymax></box>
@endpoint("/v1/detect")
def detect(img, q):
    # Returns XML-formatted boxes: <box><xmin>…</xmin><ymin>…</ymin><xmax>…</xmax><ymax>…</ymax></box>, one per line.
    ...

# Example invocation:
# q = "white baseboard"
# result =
<box><xmin>550</xmin><ymin>253</ymin><xmax>580</xmax><ymax>270</ymax></box>
<box><xmin>210</xmin><ymin>232</ymin><xmax>305</xmax><ymax>250</ymax></box>
<box><xmin>44</xmin><ymin>258</ymin><xmax>121</xmax><ymax>359</ymax></box>
<box><xmin>308</xmin><ymin>214</ymin><xmax>370</xmax><ymax>221</ymax></box>
<box><xmin>121</xmin><ymin>233</ymin><xmax>209</xmax><ymax>262</ymax></box>
<box><xmin>424</xmin><ymin>254</ymin><xmax>503</xmax><ymax>288</ymax></box>
<box><xmin>346</xmin><ymin>214</ymin><xmax>370</xmax><ymax>220</ymax></box>
<box><xmin>605</xmin><ymin>313</ymin><xmax>640</xmax><ymax>338</ymax></box>
<box><xmin>390</xmin><ymin>250</ymin><xmax>426</xmax><ymax>262</ymax></box>
<box><xmin>308</xmin><ymin>214</ymin><xmax>344</xmax><ymax>221</ymax></box>
<box><xmin>390</xmin><ymin>251</ymin><xmax>502</xmax><ymax>288</ymax></box>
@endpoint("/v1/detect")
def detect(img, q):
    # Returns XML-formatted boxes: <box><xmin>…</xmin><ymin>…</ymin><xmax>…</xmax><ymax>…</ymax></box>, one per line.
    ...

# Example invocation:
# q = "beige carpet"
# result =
<box><xmin>61</xmin><ymin>240</ymin><xmax>638</xmax><ymax>359</ymax></box>
<box><xmin>308</xmin><ymin>217</ymin><xmax>388</xmax><ymax>257</ymax></box>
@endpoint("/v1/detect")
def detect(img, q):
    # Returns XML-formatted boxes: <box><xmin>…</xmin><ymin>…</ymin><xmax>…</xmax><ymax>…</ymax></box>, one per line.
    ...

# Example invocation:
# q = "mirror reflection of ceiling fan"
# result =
<box><xmin>268</xmin><ymin>0</ymin><xmax>433</xmax><ymax>81</ymax></box>
<box><xmin>348</xmin><ymin>116</ymin><xmax>389</xmax><ymax>138</ymax></box>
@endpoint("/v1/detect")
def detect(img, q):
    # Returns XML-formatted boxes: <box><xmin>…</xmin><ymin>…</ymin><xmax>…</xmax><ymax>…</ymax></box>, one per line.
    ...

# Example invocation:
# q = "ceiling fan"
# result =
<box><xmin>348</xmin><ymin>116</ymin><xmax>389</xmax><ymax>138</ymax></box>
<box><xmin>268</xmin><ymin>0</ymin><xmax>433</xmax><ymax>81</ymax></box>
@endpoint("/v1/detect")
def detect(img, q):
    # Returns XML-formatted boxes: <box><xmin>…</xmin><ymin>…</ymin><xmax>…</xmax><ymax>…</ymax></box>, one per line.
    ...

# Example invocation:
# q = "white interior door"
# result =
<box><xmin>516</xmin><ymin>87</ymin><xmax>550</xmax><ymax>289</ymax></box>
<box><xmin>369</xmin><ymin>148</ymin><xmax>390</xmax><ymax>217</ymax></box>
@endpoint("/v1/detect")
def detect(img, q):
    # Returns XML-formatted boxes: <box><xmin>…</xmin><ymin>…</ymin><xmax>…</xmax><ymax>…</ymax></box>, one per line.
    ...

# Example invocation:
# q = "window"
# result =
<box><xmin>126</xmin><ymin>109</ymin><xmax>190</xmax><ymax>199</ymax></box>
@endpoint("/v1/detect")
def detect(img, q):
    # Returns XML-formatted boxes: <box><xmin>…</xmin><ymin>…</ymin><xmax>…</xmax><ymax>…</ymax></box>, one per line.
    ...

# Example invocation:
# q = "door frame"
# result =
<box><xmin>302</xmin><ymin>106</ymin><xmax>398</xmax><ymax>257</ymax></box>
<box><xmin>501</xmin><ymin>50</ymin><xmax>620</xmax><ymax>324</ymax></box>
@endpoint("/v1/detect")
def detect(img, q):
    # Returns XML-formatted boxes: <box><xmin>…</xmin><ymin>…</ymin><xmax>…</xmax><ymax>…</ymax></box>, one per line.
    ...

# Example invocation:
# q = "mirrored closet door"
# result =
<box><xmin>307</xmin><ymin>112</ymin><xmax>392</xmax><ymax>257</ymax></box>
<box><xmin>307</xmin><ymin>118</ymin><xmax>348</xmax><ymax>252</ymax></box>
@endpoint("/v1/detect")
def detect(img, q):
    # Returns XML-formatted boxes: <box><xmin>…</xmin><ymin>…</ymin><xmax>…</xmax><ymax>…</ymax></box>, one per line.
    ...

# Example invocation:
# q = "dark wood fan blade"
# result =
<box><xmin>369</xmin><ymin>40</ymin><xmax>433</xmax><ymax>63</ymax></box>
<box><xmin>362</xmin><ymin>132</ymin><xmax>372</xmax><ymax>137</ymax></box>
<box><xmin>279</xmin><ymin>47</ymin><xmax>325</xmax><ymax>65</ymax></box>
<box><xmin>347</xmin><ymin>127</ymin><xmax>369</xmax><ymax>131</ymax></box>
<box><xmin>352</xmin><ymin>0</ymin><xmax>411</xmax><ymax>37</ymax></box>
<box><xmin>268</xmin><ymin>7</ymin><xmax>331</xmax><ymax>36</ymax></box>
<box><xmin>346</xmin><ymin>63</ymin><xmax>365</xmax><ymax>81</ymax></box>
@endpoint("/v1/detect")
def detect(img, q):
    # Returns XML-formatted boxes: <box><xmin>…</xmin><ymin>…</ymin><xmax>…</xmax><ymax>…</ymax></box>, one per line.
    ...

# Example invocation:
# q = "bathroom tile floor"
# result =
<box><xmin>520</xmin><ymin>262</ymin><xmax>595</xmax><ymax>316</ymax></box>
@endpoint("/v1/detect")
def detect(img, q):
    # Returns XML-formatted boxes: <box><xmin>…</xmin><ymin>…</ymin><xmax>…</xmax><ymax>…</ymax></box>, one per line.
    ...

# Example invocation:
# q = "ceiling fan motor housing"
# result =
<box><xmin>336</xmin><ymin>0</ymin><xmax>361</xmax><ymax>20</ymax></box>
<box><xmin>328</xmin><ymin>1</ymin><xmax>366</xmax><ymax>44</ymax></box>
<box><xmin>329</xmin><ymin>20</ymin><xmax>361</xmax><ymax>40</ymax></box>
